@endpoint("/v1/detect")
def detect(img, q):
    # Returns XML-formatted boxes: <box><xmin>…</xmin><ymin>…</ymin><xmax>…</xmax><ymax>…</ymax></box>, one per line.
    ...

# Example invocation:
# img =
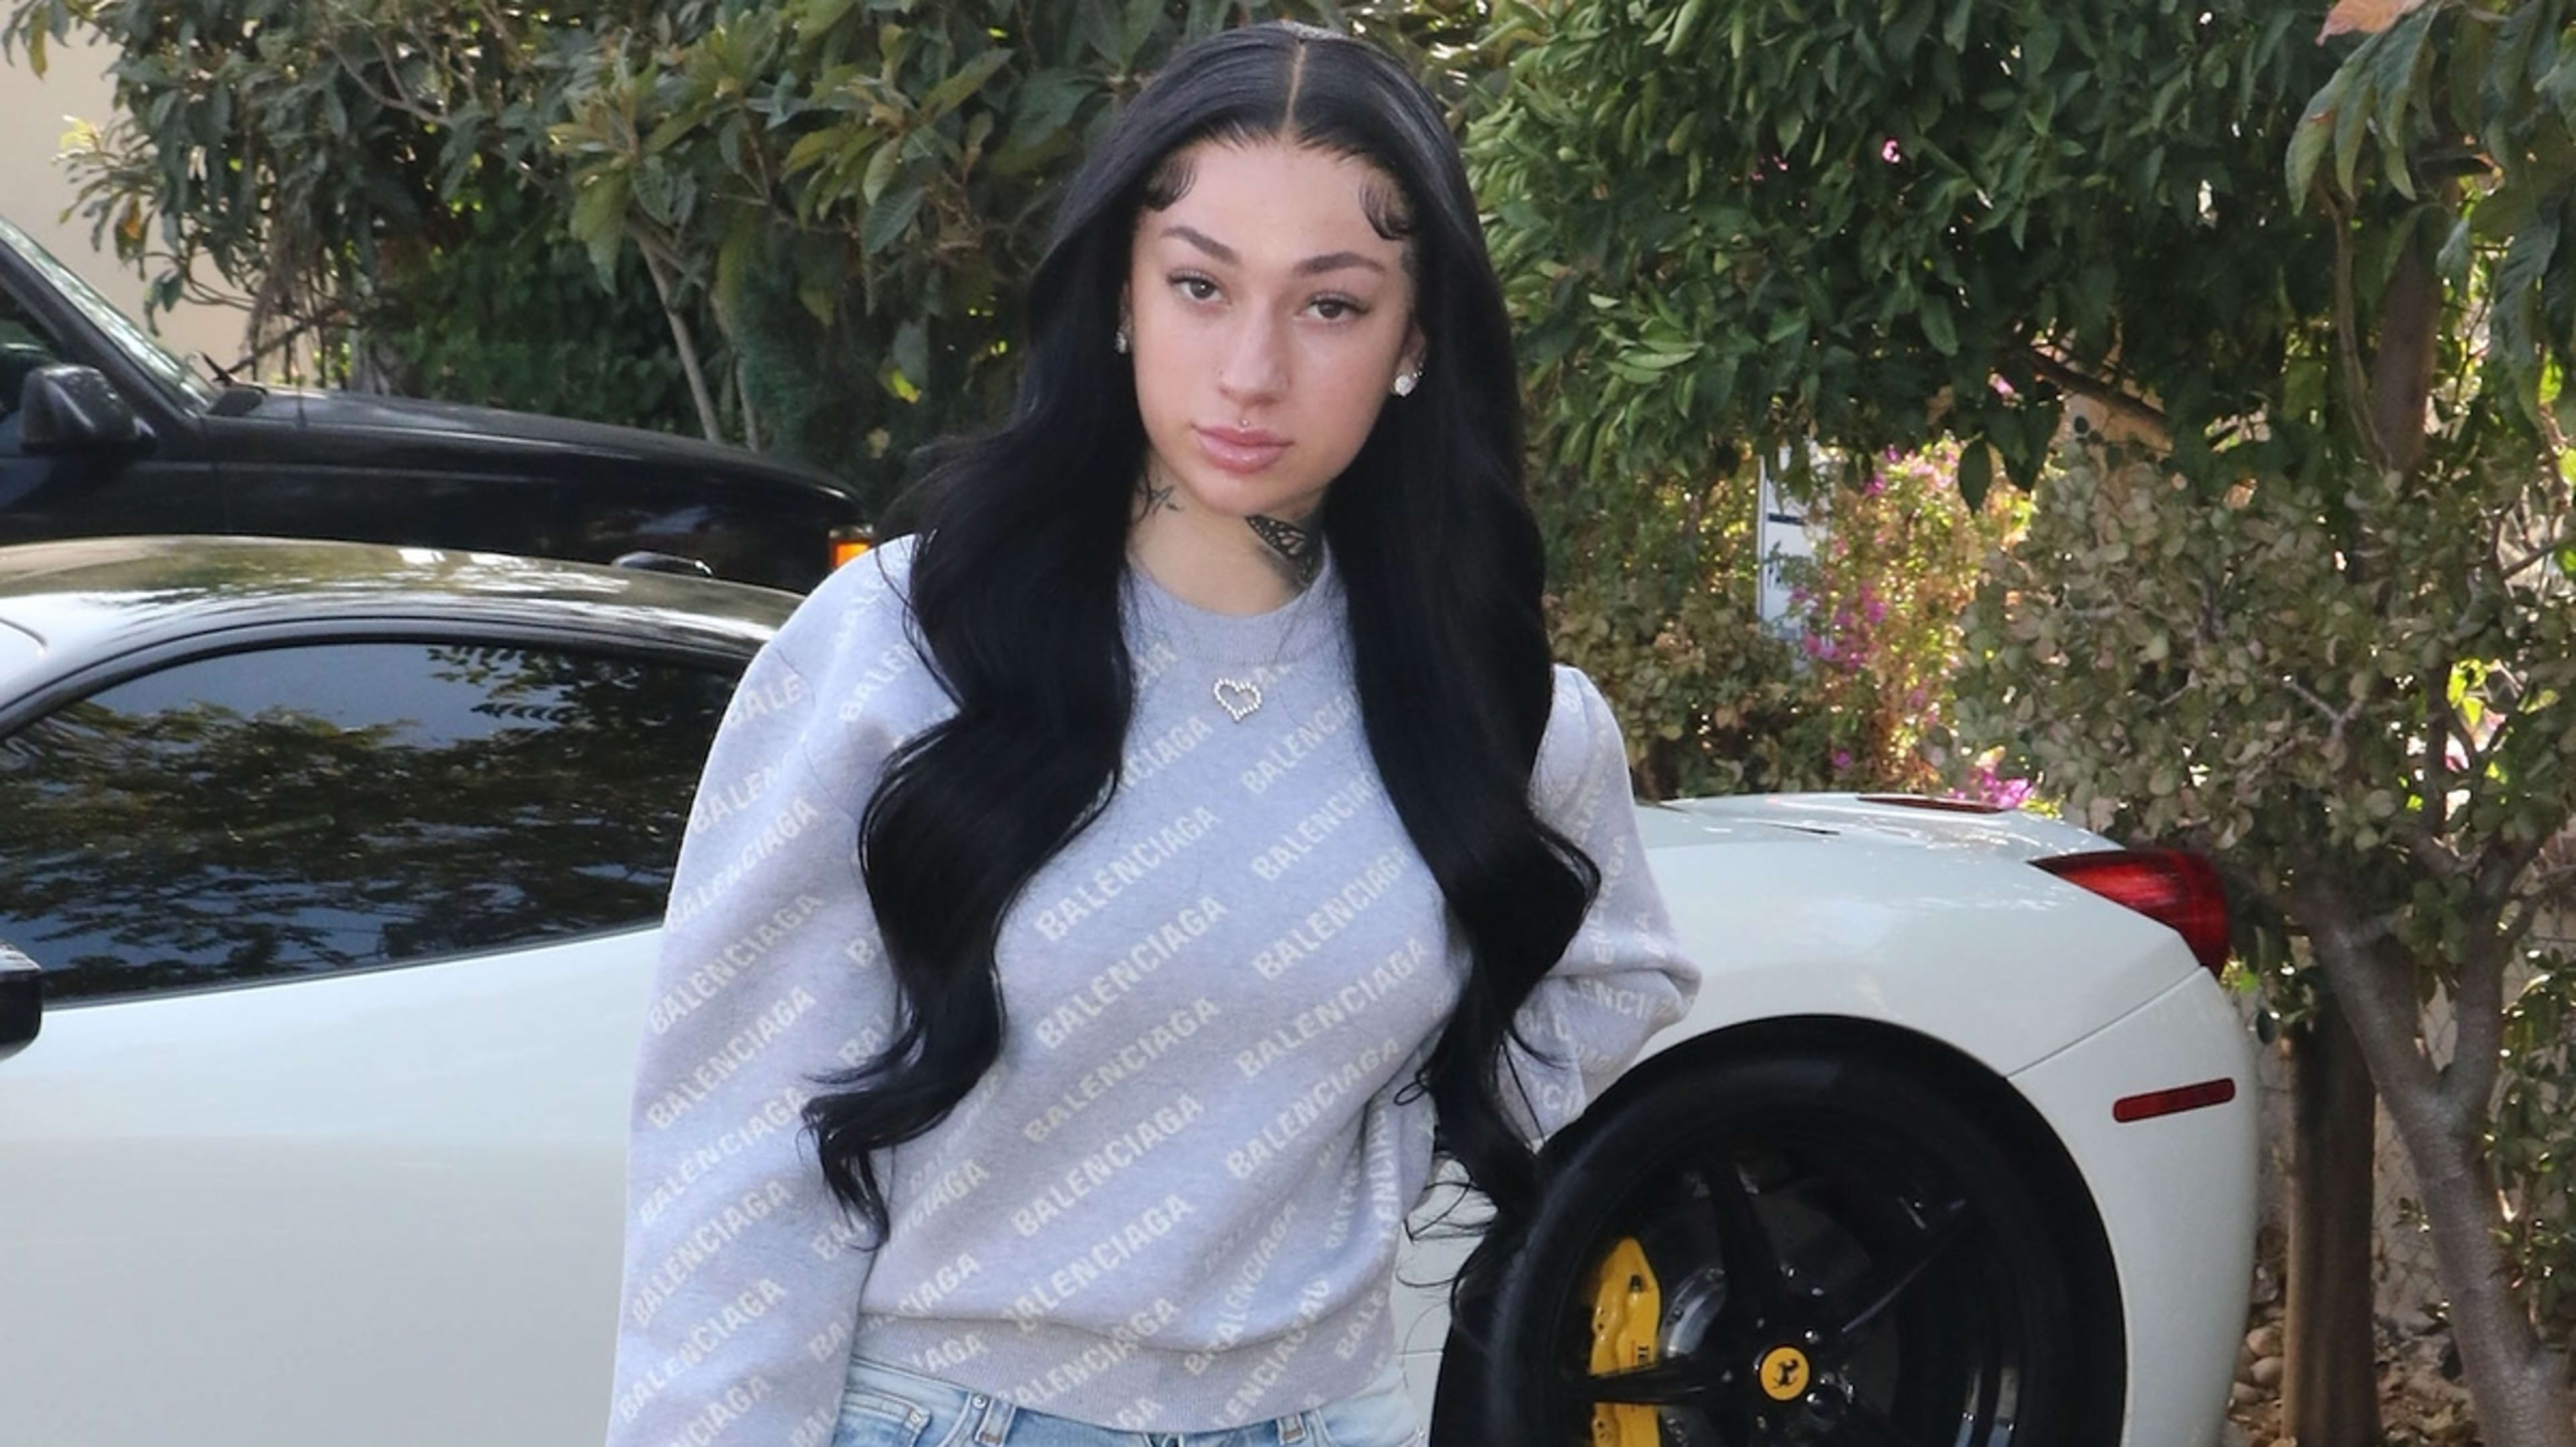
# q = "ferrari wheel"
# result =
<box><xmin>1466</xmin><ymin>1045</ymin><xmax>2122</xmax><ymax>1446</ymax></box>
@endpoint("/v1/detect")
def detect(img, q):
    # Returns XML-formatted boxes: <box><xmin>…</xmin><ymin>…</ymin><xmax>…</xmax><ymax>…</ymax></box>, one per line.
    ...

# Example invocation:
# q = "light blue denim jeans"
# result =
<box><xmin>830</xmin><ymin>1351</ymin><xmax>1425</xmax><ymax>1447</ymax></box>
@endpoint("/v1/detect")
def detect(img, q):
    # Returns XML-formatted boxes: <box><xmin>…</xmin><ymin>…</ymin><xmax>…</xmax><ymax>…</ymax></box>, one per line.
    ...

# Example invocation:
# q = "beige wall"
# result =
<box><xmin>2</xmin><ymin>28</ymin><xmax>242</xmax><ymax>366</ymax></box>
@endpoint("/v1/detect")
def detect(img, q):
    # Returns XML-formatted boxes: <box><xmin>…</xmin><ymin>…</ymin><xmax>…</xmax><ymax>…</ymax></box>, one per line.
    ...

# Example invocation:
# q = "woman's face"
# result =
<box><xmin>1125</xmin><ymin>138</ymin><xmax>1422</xmax><ymax>527</ymax></box>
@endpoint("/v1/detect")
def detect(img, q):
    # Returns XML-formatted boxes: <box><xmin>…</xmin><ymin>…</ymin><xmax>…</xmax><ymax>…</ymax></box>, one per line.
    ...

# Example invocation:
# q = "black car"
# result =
<box><xmin>0</xmin><ymin>215</ymin><xmax>868</xmax><ymax>590</ymax></box>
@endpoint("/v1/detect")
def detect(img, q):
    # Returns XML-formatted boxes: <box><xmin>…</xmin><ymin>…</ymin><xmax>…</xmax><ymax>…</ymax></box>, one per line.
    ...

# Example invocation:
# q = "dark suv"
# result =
<box><xmin>0</xmin><ymin>215</ymin><xmax>868</xmax><ymax>591</ymax></box>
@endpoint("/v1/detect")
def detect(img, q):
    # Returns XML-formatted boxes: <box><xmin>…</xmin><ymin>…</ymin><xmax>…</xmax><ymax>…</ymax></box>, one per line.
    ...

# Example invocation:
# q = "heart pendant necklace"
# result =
<box><xmin>1213</xmin><ymin>676</ymin><xmax>1263</xmax><ymax>722</ymax></box>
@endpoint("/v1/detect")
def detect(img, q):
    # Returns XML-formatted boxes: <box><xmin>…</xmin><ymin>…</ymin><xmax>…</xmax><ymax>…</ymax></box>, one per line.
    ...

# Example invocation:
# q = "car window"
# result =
<box><xmin>0</xmin><ymin>215</ymin><xmax>217</xmax><ymax>410</ymax></box>
<box><xmin>0</xmin><ymin>639</ymin><xmax>743</xmax><ymax>1002</ymax></box>
<box><xmin>0</xmin><ymin>278</ymin><xmax>66</xmax><ymax>423</ymax></box>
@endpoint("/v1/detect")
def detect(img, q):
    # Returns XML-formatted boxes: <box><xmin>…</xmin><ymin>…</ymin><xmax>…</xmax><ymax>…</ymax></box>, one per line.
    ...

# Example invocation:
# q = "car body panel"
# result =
<box><xmin>2009</xmin><ymin>971</ymin><xmax>2261</xmax><ymax>1447</ymax></box>
<box><xmin>0</xmin><ymin>216</ymin><xmax>867</xmax><ymax>590</ymax></box>
<box><xmin>0</xmin><ymin>928</ymin><xmax>653</xmax><ymax>1447</ymax></box>
<box><xmin>1658</xmin><ymin>791</ymin><xmax>2123</xmax><ymax>858</ymax></box>
<box><xmin>1633</xmin><ymin>816</ymin><xmax>2202</xmax><ymax>1080</ymax></box>
<box><xmin>0</xmin><ymin>535</ymin><xmax>792</xmax><ymax>724</ymax></box>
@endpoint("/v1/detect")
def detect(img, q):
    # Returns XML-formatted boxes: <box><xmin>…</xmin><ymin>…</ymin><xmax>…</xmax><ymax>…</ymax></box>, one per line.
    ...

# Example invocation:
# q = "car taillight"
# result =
<box><xmin>2033</xmin><ymin>849</ymin><xmax>2231</xmax><ymax>977</ymax></box>
<box><xmin>830</xmin><ymin>525</ymin><xmax>876</xmax><ymax>569</ymax></box>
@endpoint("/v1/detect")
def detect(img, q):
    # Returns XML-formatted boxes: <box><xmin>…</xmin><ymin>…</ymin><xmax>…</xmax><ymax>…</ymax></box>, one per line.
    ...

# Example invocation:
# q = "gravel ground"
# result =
<box><xmin>2222</xmin><ymin>1256</ymin><xmax>2480</xmax><ymax>1447</ymax></box>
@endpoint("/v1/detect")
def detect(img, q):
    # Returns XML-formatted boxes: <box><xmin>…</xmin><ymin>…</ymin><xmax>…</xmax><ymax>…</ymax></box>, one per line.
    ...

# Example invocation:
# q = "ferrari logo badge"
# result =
<box><xmin>1757</xmin><ymin>1346</ymin><xmax>1811</xmax><ymax>1401</ymax></box>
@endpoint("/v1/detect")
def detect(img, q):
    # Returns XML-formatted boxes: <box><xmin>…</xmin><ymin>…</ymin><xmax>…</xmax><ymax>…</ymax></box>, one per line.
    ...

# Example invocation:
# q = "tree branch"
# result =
<box><xmin>2292</xmin><ymin>866</ymin><xmax>2443</xmax><ymax>1104</ymax></box>
<box><xmin>2392</xmin><ymin>817</ymin><xmax>2465</xmax><ymax>881</ymax></box>
<box><xmin>2497</xmin><ymin>522</ymin><xmax>2573</xmax><ymax>582</ymax></box>
<box><xmin>2324</xmin><ymin>193</ymin><xmax>2395</xmax><ymax>472</ymax></box>
<box><xmin>2424</xmin><ymin>668</ymin><xmax>2453</xmax><ymax>842</ymax></box>
<box><xmin>638</xmin><ymin>239</ymin><xmax>724</xmax><ymax>444</ymax></box>
<box><xmin>2019</xmin><ymin>346</ymin><xmax>2171</xmax><ymax>445</ymax></box>
<box><xmin>2283</xmin><ymin>674</ymin><xmax>2362</xmax><ymax>741</ymax></box>
<box><xmin>2445</xmin><ymin>912</ymin><xmax>2508</xmax><ymax>1120</ymax></box>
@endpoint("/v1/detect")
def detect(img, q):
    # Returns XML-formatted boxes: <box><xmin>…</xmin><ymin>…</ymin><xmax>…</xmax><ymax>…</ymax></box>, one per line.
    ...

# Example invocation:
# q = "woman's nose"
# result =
<box><xmin>1216</xmin><ymin>311</ymin><xmax>1288</xmax><ymax>407</ymax></box>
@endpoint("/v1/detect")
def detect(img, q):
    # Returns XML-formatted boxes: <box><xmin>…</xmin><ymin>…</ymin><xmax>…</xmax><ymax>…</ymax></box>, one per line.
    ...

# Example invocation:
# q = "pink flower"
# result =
<box><xmin>1966</xmin><ymin>765</ymin><xmax>2035</xmax><ymax>810</ymax></box>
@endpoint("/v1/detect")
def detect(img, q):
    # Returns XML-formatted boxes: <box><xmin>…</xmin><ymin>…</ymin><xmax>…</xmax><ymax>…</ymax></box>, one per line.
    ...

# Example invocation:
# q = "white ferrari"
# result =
<box><xmin>0</xmin><ymin>537</ymin><xmax>2255</xmax><ymax>1447</ymax></box>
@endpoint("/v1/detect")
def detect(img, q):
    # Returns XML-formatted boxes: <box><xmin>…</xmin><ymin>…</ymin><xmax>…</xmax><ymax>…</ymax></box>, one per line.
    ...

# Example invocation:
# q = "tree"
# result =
<box><xmin>1471</xmin><ymin>1</ymin><xmax>2576</xmax><ymax>1443</ymax></box>
<box><xmin>3</xmin><ymin>1</ymin><xmax>1481</xmax><ymax>505</ymax></box>
<box><xmin>545</xmin><ymin>0</ymin><xmax>1469</xmax><ymax>509</ymax></box>
<box><xmin>1</xmin><ymin>0</ymin><xmax>708</xmax><ymax>432</ymax></box>
<box><xmin>1955</xmin><ymin>3</ymin><xmax>2576</xmax><ymax>1440</ymax></box>
<box><xmin>1470</xmin><ymin>3</ymin><xmax>2049</xmax><ymax>801</ymax></box>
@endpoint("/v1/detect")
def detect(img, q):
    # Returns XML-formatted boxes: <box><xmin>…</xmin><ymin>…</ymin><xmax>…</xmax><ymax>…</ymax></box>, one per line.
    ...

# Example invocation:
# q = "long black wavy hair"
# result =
<box><xmin>804</xmin><ymin>21</ymin><xmax>1597</xmax><ymax>1299</ymax></box>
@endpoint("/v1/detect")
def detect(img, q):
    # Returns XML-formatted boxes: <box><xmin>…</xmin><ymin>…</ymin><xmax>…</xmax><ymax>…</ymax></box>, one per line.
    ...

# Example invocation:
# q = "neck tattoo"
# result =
<box><xmin>1211</xmin><ymin>517</ymin><xmax>1320</xmax><ymax>725</ymax></box>
<box><xmin>1246</xmin><ymin>515</ymin><xmax>1321</xmax><ymax>589</ymax></box>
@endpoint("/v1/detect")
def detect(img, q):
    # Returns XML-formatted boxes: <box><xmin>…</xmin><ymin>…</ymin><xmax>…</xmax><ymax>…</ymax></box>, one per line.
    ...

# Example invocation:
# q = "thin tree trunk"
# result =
<box><xmin>2298</xmin><ymin>883</ymin><xmax>2576</xmax><ymax>1447</ymax></box>
<box><xmin>2388</xmin><ymin>1094</ymin><xmax>2576</xmax><ymax>1447</ymax></box>
<box><xmin>2284</xmin><ymin>989</ymin><xmax>2382</xmax><ymax>1447</ymax></box>
<box><xmin>2365</xmin><ymin>203</ymin><xmax>2442</xmax><ymax>479</ymax></box>
<box><xmin>640</xmin><ymin>246</ymin><xmax>724</xmax><ymax>444</ymax></box>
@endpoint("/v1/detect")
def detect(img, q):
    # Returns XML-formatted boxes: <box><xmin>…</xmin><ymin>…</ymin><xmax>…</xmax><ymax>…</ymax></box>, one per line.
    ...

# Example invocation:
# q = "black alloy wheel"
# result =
<box><xmin>1462</xmin><ymin>1047</ymin><xmax>2122</xmax><ymax>1447</ymax></box>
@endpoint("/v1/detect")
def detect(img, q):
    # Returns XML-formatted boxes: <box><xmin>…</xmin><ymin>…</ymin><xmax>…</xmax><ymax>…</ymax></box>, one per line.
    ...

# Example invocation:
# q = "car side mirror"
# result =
<box><xmin>0</xmin><ymin>941</ymin><xmax>39</xmax><ymax>1065</ymax></box>
<box><xmin>19</xmin><ymin>364</ymin><xmax>146</xmax><ymax>454</ymax></box>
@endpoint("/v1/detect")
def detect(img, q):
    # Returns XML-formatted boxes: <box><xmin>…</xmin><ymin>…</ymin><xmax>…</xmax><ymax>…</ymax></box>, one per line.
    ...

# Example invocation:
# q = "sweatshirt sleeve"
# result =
<box><xmin>604</xmin><ymin>558</ymin><xmax>914</xmax><ymax>1447</ymax></box>
<box><xmin>1503</xmin><ymin>665</ymin><xmax>1702</xmax><ymax>1144</ymax></box>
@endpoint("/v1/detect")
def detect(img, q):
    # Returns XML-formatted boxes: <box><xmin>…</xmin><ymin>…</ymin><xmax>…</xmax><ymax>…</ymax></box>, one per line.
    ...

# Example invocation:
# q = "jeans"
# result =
<box><xmin>830</xmin><ymin>1352</ymin><xmax>1425</xmax><ymax>1447</ymax></box>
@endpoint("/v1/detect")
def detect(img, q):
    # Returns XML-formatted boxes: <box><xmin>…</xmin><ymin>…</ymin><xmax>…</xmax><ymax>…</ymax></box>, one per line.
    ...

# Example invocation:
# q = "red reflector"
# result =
<box><xmin>2033</xmin><ymin>849</ymin><xmax>2231</xmax><ymax>977</ymax></box>
<box><xmin>2113</xmin><ymin>1077</ymin><xmax>2238</xmax><ymax>1122</ymax></box>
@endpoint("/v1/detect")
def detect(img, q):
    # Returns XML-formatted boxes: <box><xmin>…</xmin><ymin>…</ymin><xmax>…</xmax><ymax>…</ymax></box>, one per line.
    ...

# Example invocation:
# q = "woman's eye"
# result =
<box><xmin>1173</xmin><ymin>275</ymin><xmax>1219</xmax><ymax>302</ymax></box>
<box><xmin>1309</xmin><ymin>297</ymin><xmax>1367</xmax><ymax>322</ymax></box>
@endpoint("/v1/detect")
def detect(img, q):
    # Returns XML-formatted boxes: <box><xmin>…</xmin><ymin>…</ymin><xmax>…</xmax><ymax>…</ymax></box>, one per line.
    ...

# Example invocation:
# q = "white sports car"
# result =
<box><xmin>0</xmin><ymin>537</ymin><xmax>2255</xmax><ymax>1447</ymax></box>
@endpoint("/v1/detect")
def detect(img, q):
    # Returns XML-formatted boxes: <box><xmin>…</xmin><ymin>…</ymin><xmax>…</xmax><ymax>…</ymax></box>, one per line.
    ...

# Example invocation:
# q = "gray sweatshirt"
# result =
<box><xmin>604</xmin><ymin>535</ymin><xmax>1697</xmax><ymax>1447</ymax></box>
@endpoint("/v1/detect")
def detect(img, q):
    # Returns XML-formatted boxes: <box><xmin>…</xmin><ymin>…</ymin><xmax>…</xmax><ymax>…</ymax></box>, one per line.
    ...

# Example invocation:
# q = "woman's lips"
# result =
<box><xmin>1193</xmin><ymin>424</ymin><xmax>1291</xmax><ymax>474</ymax></box>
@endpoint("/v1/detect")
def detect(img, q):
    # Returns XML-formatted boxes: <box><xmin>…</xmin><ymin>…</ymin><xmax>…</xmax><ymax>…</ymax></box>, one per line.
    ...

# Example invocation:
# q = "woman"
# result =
<box><xmin>604</xmin><ymin>22</ymin><xmax>1697</xmax><ymax>1447</ymax></box>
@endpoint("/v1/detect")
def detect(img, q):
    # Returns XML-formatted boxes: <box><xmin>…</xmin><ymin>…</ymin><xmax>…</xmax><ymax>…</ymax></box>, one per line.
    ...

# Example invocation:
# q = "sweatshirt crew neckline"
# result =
<box><xmin>1122</xmin><ymin>547</ymin><xmax>1342</xmax><ymax>671</ymax></box>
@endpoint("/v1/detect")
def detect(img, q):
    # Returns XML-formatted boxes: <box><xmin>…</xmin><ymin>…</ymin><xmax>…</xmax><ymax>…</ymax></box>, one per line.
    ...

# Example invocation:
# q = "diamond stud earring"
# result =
<box><xmin>1391</xmin><ymin>367</ymin><xmax>1420</xmax><ymax>397</ymax></box>
<box><xmin>1114</xmin><ymin>326</ymin><xmax>1131</xmax><ymax>355</ymax></box>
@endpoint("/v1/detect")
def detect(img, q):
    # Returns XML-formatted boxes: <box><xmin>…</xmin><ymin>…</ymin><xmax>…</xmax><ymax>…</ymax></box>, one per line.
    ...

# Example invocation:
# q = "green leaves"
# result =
<box><xmin>1957</xmin><ymin>441</ymin><xmax>1993</xmax><ymax>508</ymax></box>
<box><xmin>1919</xmin><ymin>293</ymin><xmax>1960</xmax><ymax>356</ymax></box>
<box><xmin>918</xmin><ymin>45</ymin><xmax>1012</xmax><ymax>121</ymax></box>
<box><xmin>1476</xmin><ymin>0</ymin><xmax>2340</xmax><ymax>497</ymax></box>
<box><xmin>569</xmin><ymin>170</ymin><xmax>633</xmax><ymax>281</ymax></box>
<box><xmin>2493</xmin><ymin>209</ymin><xmax>2565</xmax><ymax>423</ymax></box>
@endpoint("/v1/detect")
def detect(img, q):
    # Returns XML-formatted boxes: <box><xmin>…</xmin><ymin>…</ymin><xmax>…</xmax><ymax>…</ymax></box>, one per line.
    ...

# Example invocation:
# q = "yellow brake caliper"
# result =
<box><xmin>1582</xmin><ymin>1236</ymin><xmax>1662</xmax><ymax>1447</ymax></box>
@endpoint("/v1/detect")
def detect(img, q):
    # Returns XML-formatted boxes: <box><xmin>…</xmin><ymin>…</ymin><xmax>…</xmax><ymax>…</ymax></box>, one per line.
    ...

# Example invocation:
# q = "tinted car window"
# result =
<box><xmin>0</xmin><ymin>278</ymin><xmax>66</xmax><ymax>429</ymax></box>
<box><xmin>0</xmin><ymin>640</ymin><xmax>740</xmax><ymax>1002</ymax></box>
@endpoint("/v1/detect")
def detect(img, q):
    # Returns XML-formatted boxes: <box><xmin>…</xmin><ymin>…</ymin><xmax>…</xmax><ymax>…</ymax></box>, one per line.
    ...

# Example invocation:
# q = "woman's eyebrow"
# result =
<box><xmin>1160</xmin><ymin>225</ymin><xmax>1389</xmax><ymax>276</ymax></box>
<box><xmin>1293</xmin><ymin>250</ymin><xmax>1388</xmax><ymax>277</ymax></box>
